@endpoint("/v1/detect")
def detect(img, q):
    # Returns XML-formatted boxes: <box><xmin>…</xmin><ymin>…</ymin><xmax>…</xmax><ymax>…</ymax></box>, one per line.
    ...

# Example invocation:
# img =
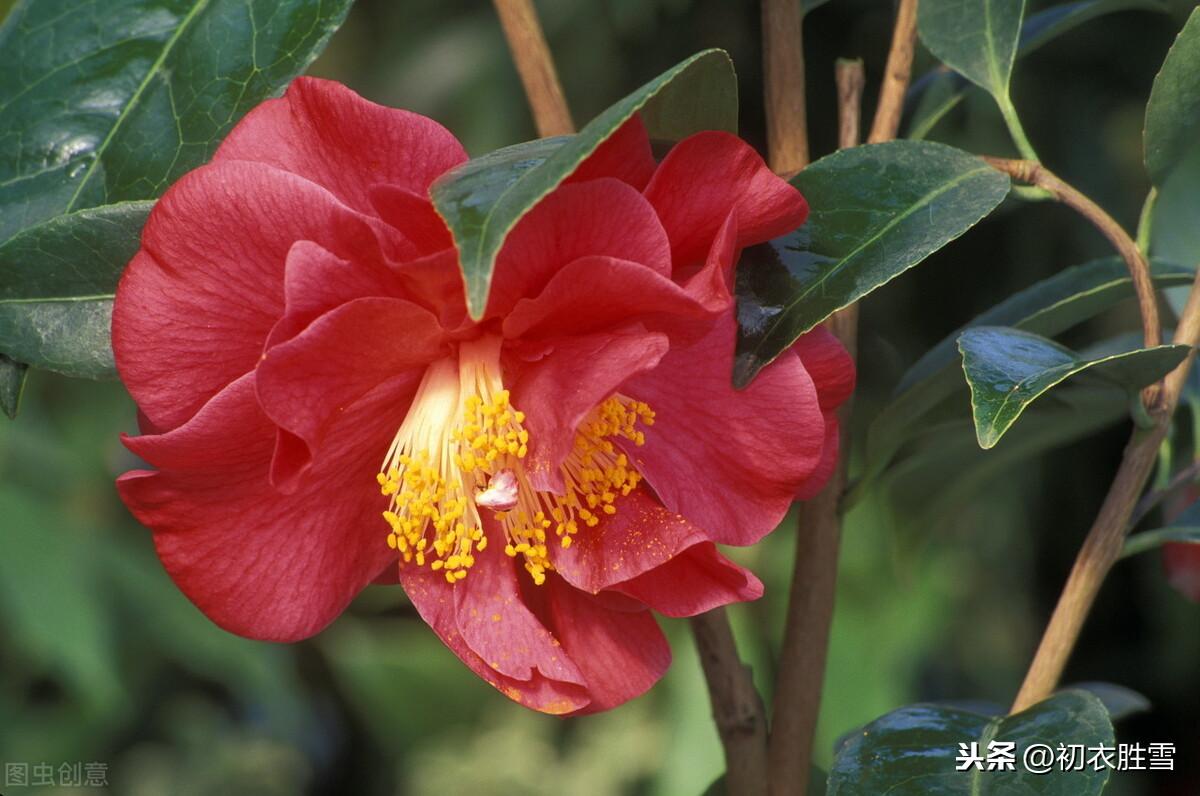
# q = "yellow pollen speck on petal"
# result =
<box><xmin>376</xmin><ymin>335</ymin><xmax>654</xmax><ymax>586</ymax></box>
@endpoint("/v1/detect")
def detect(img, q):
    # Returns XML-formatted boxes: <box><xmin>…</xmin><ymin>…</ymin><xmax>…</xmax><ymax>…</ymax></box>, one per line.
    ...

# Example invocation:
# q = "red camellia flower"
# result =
<box><xmin>114</xmin><ymin>78</ymin><xmax>854</xmax><ymax>714</ymax></box>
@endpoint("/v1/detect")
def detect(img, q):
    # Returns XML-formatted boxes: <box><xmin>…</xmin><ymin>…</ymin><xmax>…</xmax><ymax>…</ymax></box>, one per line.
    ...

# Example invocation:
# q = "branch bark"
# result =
<box><xmin>1011</xmin><ymin>268</ymin><xmax>1200</xmax><ymax>712</ymax></box>
<box><xmin>868</xmin><ymin>0</ymin><xmax>918</xmax><ymax>144</ymax></box>
<box><xmin>492</xmin><ymin>0</ymin><xmax>574</xmax><ymax>137</ymax></box>
<box><xmin>762</xmin><ymin>0</ymin><xmax>810</xmax><ymax>174</ymax></box>
<box><xmin>982</xmin><ymin>158</ymin><xmax>1162</xmax><ymax>358</ymax></box>
<box><xmin>767</xmin><ymin>59</ymin><xmax>865</xmax><ymax>796</ymax></box>
<box><xmin>691</xmin><ymin>610</ymin><xmax>771</xmax><ymax>795</ymax></box>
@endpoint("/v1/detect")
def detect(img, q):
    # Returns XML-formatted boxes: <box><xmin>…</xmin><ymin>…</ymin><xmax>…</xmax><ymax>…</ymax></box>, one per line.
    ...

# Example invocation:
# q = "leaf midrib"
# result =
<box><xmin>753</xmin><ymin>164</ymin><xmax>994</xmax><ymax>351</ymax></box>
<box><xmin>63</xmin><ymin>0</ymin><xmax>213</xmax><ymax>213</ymax></box>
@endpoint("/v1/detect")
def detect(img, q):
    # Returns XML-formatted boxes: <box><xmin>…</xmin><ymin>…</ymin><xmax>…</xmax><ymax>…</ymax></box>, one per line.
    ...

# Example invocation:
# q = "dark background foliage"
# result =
<box><xmin>0</xmin><ymin>0</ymin><xmax>1196</xmax><ymax>794</ymax></box>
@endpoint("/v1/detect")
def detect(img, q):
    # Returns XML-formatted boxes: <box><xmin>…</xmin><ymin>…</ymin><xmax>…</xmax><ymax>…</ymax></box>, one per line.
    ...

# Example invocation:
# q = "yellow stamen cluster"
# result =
<box><xmin>377</xmin><ymin>337</ymin><xmax>655</xmax><ymax>586</ymax></box>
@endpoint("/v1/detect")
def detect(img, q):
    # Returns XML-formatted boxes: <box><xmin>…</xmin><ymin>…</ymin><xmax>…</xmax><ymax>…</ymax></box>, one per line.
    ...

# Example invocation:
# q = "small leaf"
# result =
<box><xmin>917</xmin><ymin>0</ymin><xmax>1026</xmax><ymax>101</ymax></box>
<box><xmin>1070</xmin><ymin>682</ymin><xmax>1151</xmax><ymax>722</ymax></box>
<box><xmin>907</xmin><ymin>0</ymin><xmax>1167</xmax><ymax>140</ymax></box>
<box><xmin>0</xmin><ymin>354</ymin><xmax>27</xmax><ymax>419</ymax></box>
<box><xmin>733</xmin><ymin>140</ymin><xmax>1009</xmax><ymax>387</ymax></box>
<box><xmin>432</xmin><ymin>49</ymin><xmax>737</xmax><ymax>319</ymax></box>
<box><xmin>828</xmin><ymin>690</ymin><xmax>1114</xmax><ymax>795</ymax></box>
<box><xmin>899</xmin><ymin>259</ymin><xmax>1193</xmax><ymax>393</ymax></box>
<box><xmin>0</xmin><ymin>202</ymin><xmax>151</xmax><ymax>379</ymax></box>
<box><xmin>0</xmin><ymin>0</ymin><xmax>354</xmax><ymax>242</ymax></box>
<box><xmin>1123</xmin><ymin>500</ymin><xmax>1200</xmax><ymax>559</ymax></box>
<box><xmin>1145</xmin><ymin>8</ymin><xmax>1200</xmax><ymax>186</ymax></box>
<box><xmin>958</xmin><ymin>327</ymin><xmax>1188</xmax><ymax>449</ymax></box>
<box><xmin>863</xmin><ymin>259</ymin><xmax>1192</xmax><ymax>486</ymax></box>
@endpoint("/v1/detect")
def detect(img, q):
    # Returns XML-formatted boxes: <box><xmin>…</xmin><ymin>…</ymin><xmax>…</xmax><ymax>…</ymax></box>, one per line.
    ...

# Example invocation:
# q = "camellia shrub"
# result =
<box><xmin>0</xmin><ymin>0</ymin><xmax>1197</xmax><ymax>794</ymax></box>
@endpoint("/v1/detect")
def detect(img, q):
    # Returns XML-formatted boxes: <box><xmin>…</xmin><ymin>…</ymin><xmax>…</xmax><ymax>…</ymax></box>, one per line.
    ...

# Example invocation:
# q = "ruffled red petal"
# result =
<box><xmin>256</xmin><ymin>297</ymin><xmax>446</xmax><ymax>488</ymax></box>
<box><xmin>644</xmin><ymin>130</ymin><xmax>808</xmax><ymax>267</ymax></box>
<box><xmin>621</xmin><ymin>313</ymin><xmax>826</xmax><ymax>545</ymax></box>
<box><xmin>214</xmin><ymin>77</ymin><xmax>467</xmax><ymax>216</ymax></box>
<box><xmin>613</xmin><ymin>543</ymin><xmax>764</xmax><ymax>617</ymax></box>
<box><xmin>114</xmin><ymin>160</ymin><xmax>392</xmax><ymax>432</ymax></box>
<box><xmin>119</xmin><ymin>373</ymin><xmax>410</xmax><ymax>641</ymax></box>
<box><xmin>546</xmin><ymin>576</ymin><xmax>671</xmax><ymax>715</ymax></box>
<box><xmin>486</xmin><ymin>178</ymin><xmax>672</xmax><ymax>317</ymax></box>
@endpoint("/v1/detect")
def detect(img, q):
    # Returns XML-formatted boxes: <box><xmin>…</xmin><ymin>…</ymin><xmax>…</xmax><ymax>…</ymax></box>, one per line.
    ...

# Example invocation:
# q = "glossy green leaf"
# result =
<box><xmin>917</xmin><ymin>0</ymin><xmax>1025</xmax><ymax>101</ymax></box>
<box><xmin>0</xmin><ymin>355</ymin><xmax>26</xmax><ymax>418</ymax></box>
<box><xmin>908</xmin><ymin>0</ymin><xmax>1168</xmax><ymax>139</ymax></box>
<box><xmin>1123</xmin><ymin>499</ymin><xmax>1200</xmax><ymax>558</ymax></box>
<box><xmin>733</xmin><ymin>141</ymin><xmax>1009</xmax><ymax>387</ymax></box>
<box><xmin>431</xmin><ymin>49</ymin><xmax>737</xmax><ymax>319</ymax></box>
<box><xmin>828</xmin><ymin>690</ymin><xmax>1113</xmax><ymax>795</ymax></box>
<box><xmin>0</xmin><ymin>201</ymin><xmax>151</xmax><ymax>378</ymax></box>
<box><xmin>1145</xmin><ymin>8</ymin><xmax>1200</xmax><ymax>186</ymax></box>
<box><xmin>901</xmin><ymin>259</ymin><xmax>1192</xmax><ymax>393</ymax></box>
<box><xmin>862</xmin><ymin>258</ymin><xmax>1192</xmax><ymax>487</ymax></box>
<box><xmin>0</xmin><ymin>0</ymin><xmax>354</xmax><ymax>243</ymax></box>
<box><xmin>959</xmin><ymin>327</ymin><xmax>1188</xmax><ymax>449</ymax></box>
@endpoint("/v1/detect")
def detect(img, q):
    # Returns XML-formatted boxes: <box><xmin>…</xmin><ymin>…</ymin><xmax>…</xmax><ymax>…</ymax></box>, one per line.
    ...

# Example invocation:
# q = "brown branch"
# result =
<box><xmin>492</xmin><ymin>0</ymin><xmax>574</xmax><ymax>137</ymax></box>
<box><xmin>983</xmin><ymin>158</ymin><xmax>1162</xmax><ymax>360</ymax></box>
<box><xmin>868</xmin><ymin>0</ymin><xmax>919</xmax><ymax>144</ymax></box>
<box><xmin>762</xmin><ymin>0</ymin><xmax>809</xmax><ymax>174</ymax></box>
<box><xmin>767</xmin><ymin>59</ymin><xmax>865</xmax><ymax>796</ymax></box>
<box><xmin>836</xmin><ymin>59</ymin><xmax>866</xmax><ymax>152</ymax></box>
<box><xmin>691</xmin><ymin>610</ymin><xmax>770</xmax><ymax>795</ymax></box>
<box><xmin>1012</xmin><ymin>268</ymin><xmax>1200</xmax><ymax>712</ymax></box>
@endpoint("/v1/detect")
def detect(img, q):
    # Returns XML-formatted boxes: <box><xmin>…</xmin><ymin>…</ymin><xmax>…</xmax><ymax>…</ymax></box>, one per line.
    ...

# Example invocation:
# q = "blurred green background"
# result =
<box><xmin>1</xmin><ymin>0</ymin><xmax>1197</xmax><ymax>794</ymax></box>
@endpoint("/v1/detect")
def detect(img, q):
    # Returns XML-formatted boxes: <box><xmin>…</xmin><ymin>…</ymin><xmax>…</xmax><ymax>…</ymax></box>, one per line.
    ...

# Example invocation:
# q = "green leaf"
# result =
<box><xmin>827</xmin><ymin>690</ymin><xmax>1114</xmax><ymax>795</ymax></box>
<box><xmin>0</xmin><ymin>0</ymin><xmax>354</xmax><ymax>243</ymax></box>
<box><xmin>907</xmin><ymin>0</ymin><xmax>1167</xmax><ymax>140</ymax></box>
<box><xmin>900</xmin><ymin>259</ymin><xmax>1192</xmax><ymax>393</ymax></box>
<box><xmin>0</xmin><ymin>201</ymin><xmax>151</xmax><ymax>378</ymax></box>
<box><xmin>1071</xmin><ymin>682</ymin><xmax>1151</xmax><ymax>721</ymax></box>
<box><xmin>431</xmin><ymin>49</ymin><xmax>737</xmax><ymax>319</ymax></box>
<box><xmin>877</xmin><ymin>389</ymin><xmax>1129</xmax><ymax>530</ymax></box>
<box><xmin>1123</xmin><ymin>499</ymin><xmax>1200</xmax><ymax>558</ymax></box>
<box><xmin>1145</xmin><ymin>8</ymin><xmax>1200</xmax><ymax>186</ymax></box>
<box><xmin>862</xmin><ymin>258</ymin><xmax>1193</xmax><ymax>489</ymax></box>
<box><xmin>733</xmin><ymin>140</ymin><xmax>1009</xmax><ymax>387</ymax></box>
<box><xmin>917</xmin><ymin>0</ymin><xmax>1025</xmax><ymax>101</ymax></box>
<box><xmin>958</xmin><ymin>327</ymin><xmax>1188</xmax><ymax>449</ymax></box>
<box><xmin>0</xmin><ymin>354</ymin><xmax>26</xmax><ymax>418</ymax></box>
<box><xmin>1021</xmin><ymin>0</ymin><xmax>1166</xmax><ymax>54</ymax></box>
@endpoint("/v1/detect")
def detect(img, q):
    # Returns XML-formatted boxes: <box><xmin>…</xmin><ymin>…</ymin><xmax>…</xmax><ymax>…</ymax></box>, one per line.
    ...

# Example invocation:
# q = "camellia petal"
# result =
<box><xmin>545</xmin><ymin>576</ymin><xmax>671</xmax><ymax>715</ymax></box>
<box><xmin>613</xmin><ymin>543</ymin><xmax>764</xmax><ymax>618</ymax></box>
<box><xmin>119</xmin><ymin>373</ymin><xmax>414</xmax><ymax>641</ymax></box>
<box><xmin>621</xmin><ymin>313</ymin><xmax>826</xmax><ymax>545</ymax></box>
<box><xmin>215</xmin><ymin>77</ymin><xmax>467</xmax><ymax>215</ymax></box>
<box><xmin>485</xmin><ymin>178</ymin><xmax>673</xmax><ymax>318</ymax></box>
<box><xmin>644</xmin><ymin>130</ymin><xmax>809</xmax><ymax>267</ymax></box>
<box><xmin>114</xmin><ymin>160</ymin><xmax>393</xmax><ymax>432</ymax></box>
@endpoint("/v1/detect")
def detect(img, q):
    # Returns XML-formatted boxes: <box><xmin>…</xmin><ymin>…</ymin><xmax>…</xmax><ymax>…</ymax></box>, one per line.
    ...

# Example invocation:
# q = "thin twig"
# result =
<box><xmin>1128</xmin><ymin>458</ymin><xmax>1200</xmax><ymax>530</ymax></box>
<box><xmin>767</xmin><ymin>59</ymin><xmax>865</xmax><ymax>796</ymax></box>
<box><xmin>1011</xmin><ymin>268</ymin><xmax>1200</xmax><ymax>712</ymax></box>
<box><xmin>492</xmin><ymin>0</ymin><xmax>574</xmax><ymax>137</ymax></box>
<box><xmin>762</xmin><ymin>0</ymin><xmax>810</xmax><ymax>174</ymax></box>
<box><xmin>982</xmin><ymin>158</ymin><xmax>1162</xmax><ymax>357</ymax></box>
<box><xmin>691</xmin><ymin>610</ymin><xmax>771</xmax><ymax>795</ymax></box>
<box><xmin>868</xmin><ymin>0</ymin><xmax>918</xmax><ymax>144</ymax></box>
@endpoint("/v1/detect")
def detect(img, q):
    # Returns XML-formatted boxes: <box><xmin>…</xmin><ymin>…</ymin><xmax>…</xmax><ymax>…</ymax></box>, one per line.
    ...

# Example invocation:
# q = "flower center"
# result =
<box><xmin>377</xmin><ymin>336</ymin><xmax>654</xmax><ymax>585</ymax></box>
